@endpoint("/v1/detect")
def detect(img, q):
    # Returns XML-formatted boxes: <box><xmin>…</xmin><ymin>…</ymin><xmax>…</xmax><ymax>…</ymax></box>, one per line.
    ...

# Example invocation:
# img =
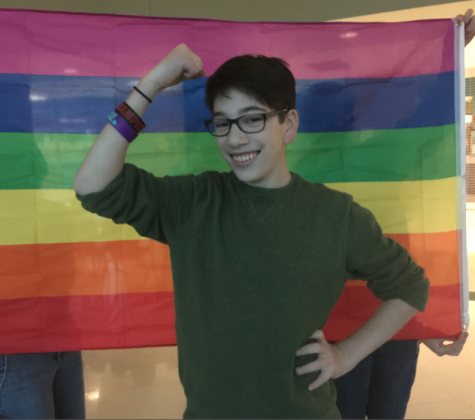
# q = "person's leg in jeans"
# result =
<box><xmin>0</xmin><ymin>352</ymin><xmax>57</xmax><ymax>419</ymax></box>
<box><xmin>53</xmin><ymin>351</ymin><xmax>86</xmax><ymax>419</ymax></box>
<box><xmin>366</xmin><ymin>340</ymin><xmax>419</xmax><ymax>419</ymax></box>
<box><xmin>0</xmin><ymin>351</ymin><xmax>85</xmax><ymax>419</ymax></box>
<box><xmin>334</xmin><ymin>351</ymin><xmax>373</xmax><ymax>419</ymax></box>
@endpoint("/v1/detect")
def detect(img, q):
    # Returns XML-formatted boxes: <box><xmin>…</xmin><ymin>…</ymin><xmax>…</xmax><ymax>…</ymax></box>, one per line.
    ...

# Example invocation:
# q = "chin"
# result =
<box><xmin>232</xmin><ymin>167</ymin><xmax>263</xmax><ymax>185</ymax></box>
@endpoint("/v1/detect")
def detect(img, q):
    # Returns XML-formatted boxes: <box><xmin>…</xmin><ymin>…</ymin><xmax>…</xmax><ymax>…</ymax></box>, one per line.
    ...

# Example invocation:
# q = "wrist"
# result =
<box><xmin>333</xmin><ymin>340</ymin><xmax>360</xmax><ymax>374</ymax></box>
<box><xmin>137</xmin><ymin>76</ymin><xmax>164</xmax><ymax>100</ymax></box>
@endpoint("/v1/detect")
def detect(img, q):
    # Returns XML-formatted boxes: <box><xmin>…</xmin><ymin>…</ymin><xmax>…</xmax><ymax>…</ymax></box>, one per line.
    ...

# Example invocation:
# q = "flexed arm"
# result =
<box><xmin>73</xmin><ymin>44</ymin><xmax>204</xmax><ymax>196</ymax></box>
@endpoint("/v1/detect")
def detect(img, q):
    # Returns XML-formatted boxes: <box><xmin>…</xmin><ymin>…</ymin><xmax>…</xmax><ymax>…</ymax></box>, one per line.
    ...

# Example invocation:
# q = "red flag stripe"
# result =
<box><xmin>0</xmin><ymin>291</ymin><xmax>176</xmax><ymax>354</ymax></box>
<box><xmin>323</xmin><ymin>283</ymin><xmax>461</xmax><ymax>341</ymax></box>
<box><xmin>0</xmin><ymin>284</ymin><xmax>460</xmax><ymax>354</ymax></box>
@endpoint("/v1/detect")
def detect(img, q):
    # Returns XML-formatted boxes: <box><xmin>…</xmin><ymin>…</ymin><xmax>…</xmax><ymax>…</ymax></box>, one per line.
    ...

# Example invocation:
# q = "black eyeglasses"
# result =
<box><xmin>204</xmin><ymin>109</ymin><xmax>288</xmax><ymax>137</ymax></box>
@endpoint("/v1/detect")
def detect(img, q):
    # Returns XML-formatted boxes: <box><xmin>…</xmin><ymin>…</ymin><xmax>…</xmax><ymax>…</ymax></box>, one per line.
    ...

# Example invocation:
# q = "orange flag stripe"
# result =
<box><xmin>345</xmin><ymin>230</ymin><xmax>460</xmax><ymax>287</ymax></box>
<box><xmin>0</xmin><ymin>230</ymin><xmax>459</xmax><ymax>300</ymax></box>
<box><xmin>0</xmin><ymin>240</ymin><xmax>173</xmax><ymax>300</ymax></box>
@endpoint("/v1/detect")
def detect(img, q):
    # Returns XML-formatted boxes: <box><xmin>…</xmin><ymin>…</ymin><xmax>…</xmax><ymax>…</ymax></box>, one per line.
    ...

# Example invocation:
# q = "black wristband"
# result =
<box><xmin>133</xmin><ymin>86</ymin><xmax>153</xmax><ymax>104</ymax></box>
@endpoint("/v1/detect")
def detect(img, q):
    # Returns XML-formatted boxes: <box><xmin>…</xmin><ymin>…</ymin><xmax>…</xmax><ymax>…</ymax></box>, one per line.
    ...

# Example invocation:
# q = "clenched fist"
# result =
<box><xmin>138</xmin><ymin>44</ymin><xmax>205</xmax><ymax>100</ymax></box>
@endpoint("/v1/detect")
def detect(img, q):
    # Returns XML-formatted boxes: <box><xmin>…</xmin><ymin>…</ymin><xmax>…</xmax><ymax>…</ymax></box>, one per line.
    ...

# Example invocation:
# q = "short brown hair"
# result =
<box><xmin>205</xmin><ymin>55</ymin><xmax>296</xmax><ymax>122</ymax></box>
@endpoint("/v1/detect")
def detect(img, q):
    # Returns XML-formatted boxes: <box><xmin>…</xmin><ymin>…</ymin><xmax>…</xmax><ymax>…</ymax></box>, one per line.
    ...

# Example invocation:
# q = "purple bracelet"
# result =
<box><xmin>107</xmin><ymin>111</ymin><xmax>138</xmax><ymax>143</ymax></box>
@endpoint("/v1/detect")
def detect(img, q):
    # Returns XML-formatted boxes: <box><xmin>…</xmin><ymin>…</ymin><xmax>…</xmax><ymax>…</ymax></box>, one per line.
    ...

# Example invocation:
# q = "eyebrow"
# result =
<box><xmin>213</xmin><ymin>106</ymin><xmax>268</xmax><ymax>118</ymax></box>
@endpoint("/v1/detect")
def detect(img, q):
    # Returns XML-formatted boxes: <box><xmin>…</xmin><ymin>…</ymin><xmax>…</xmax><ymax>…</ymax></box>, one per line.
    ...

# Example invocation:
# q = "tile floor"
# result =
<box><xmin>405</xmin><ymin>301</ymin><xmax>475</xmax><ymax>419</ymax></box>
<box><xmin>83</xmin><ymin>211</ymin><xmax>475</xmax><ymax>419</ymax></box>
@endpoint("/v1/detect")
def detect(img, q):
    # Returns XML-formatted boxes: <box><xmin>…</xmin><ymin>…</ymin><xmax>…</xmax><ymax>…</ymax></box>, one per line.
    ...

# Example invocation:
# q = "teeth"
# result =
<box><xmin>233</xmin><ymin>152</ymin><xmax>258</xmax><ymax>162</ymax></box>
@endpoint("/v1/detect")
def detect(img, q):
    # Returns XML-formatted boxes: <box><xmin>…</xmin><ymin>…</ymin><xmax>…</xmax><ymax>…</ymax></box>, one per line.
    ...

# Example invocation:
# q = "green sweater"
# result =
<box><xmin>78</xmin><ymin>164</ymin><xmax>429</xmax><ymax>419</ymax></box>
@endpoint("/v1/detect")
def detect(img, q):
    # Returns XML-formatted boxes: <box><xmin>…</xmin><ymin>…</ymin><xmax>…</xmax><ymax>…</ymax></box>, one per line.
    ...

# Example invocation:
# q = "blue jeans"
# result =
<box><xmin>334</xmin><ymin>340</ymin><xmax>419</xmax><ymax>419</ymax></box>
<box><xmin>0</xmin><ymin>352</ymin><xmax>85</xmax><ymax>419</ymax></box>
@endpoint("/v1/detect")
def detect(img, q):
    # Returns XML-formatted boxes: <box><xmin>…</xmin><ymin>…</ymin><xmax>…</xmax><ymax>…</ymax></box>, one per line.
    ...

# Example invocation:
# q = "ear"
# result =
<box><xmin>283</xmin><ymin>109</ymin><xmax>299</xmax><ymax>145</ymax></box>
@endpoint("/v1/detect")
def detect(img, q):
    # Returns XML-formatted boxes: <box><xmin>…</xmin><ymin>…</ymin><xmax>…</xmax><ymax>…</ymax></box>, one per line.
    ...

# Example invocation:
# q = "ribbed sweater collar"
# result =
<box><xmin>229</xmin><ymin>171</ymin><xmax>301</xmax><ymax>198</ymax></box>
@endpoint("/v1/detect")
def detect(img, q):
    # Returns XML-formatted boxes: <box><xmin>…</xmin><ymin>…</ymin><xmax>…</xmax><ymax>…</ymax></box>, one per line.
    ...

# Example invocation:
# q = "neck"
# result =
<box><xmin>245</xmin><ymin>169</ymin><xmax>292</xmax><ymax>189</ymax></box>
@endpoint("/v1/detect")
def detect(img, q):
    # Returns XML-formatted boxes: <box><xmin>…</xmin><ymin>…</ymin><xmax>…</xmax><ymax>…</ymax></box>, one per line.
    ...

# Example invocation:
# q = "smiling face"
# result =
<box><xmin>213</xmin><ymin>89</ymin><xmax>299</xmax><ymax>189</ymax></box>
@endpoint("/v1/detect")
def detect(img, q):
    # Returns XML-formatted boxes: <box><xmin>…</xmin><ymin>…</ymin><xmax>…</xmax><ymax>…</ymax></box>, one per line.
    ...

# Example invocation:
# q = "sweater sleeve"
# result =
<box><xmin>76</xmin><ymin>163</ymin><xmax>200</xmax><ymax>245</ymax></box>
<box><xmin>345</xmin><ymin>200</ymin><xmax>430</xmax><ymax>312</ymax></box>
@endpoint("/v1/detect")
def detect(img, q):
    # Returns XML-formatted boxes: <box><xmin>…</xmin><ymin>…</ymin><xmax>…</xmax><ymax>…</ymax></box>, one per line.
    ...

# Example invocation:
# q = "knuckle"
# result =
<box><xmin>312</xmin><ymin>330</ymin><xmax>324</xmax><ymax>340</ymax></box>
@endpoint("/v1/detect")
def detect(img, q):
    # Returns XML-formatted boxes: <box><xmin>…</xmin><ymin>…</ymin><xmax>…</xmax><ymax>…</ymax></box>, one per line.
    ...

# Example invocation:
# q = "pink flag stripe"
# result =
<box><xmin>0</xmin><ymin>9</ymin><xmax>454</xmax><ymax>79</ymax></box>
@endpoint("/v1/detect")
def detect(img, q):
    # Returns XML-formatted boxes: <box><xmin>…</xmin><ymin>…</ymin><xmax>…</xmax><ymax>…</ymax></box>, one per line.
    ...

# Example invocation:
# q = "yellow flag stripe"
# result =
<box><xmin>328</xmin><ymin>177</ymin><xmax>459</xmax><ymax>235</ymax></box>
<box><xmin>0</xmin><ymin>177</ymin><xmax>458</xmax><ymax>246</ymax></box>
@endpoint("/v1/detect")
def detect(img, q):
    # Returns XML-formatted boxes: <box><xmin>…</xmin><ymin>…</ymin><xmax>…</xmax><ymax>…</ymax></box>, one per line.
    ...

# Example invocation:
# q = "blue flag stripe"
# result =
<box><xmin>0</xmin><ymin>72</ymin><xmax>455</xmax><ymax>134</ymax></box>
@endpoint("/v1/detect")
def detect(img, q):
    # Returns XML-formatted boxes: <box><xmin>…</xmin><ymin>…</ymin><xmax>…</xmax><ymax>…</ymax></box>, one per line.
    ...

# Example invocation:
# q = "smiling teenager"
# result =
<box><xmin>74</xmin><ymin>44</ymin><xmax>429</xmax><ymax>419</ymax></box>
<box><xmin>209</xmin><ymin>92</ymin><xmax>295</xmax><ymax>187</ymax></box>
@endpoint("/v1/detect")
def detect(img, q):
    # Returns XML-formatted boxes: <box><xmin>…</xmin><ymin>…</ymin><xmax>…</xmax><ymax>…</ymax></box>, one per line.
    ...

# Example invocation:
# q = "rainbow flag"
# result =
<box><xmin>0</xmin><ymin>9</ymin><xmax>468</xmax><ymax>353</ymax></box>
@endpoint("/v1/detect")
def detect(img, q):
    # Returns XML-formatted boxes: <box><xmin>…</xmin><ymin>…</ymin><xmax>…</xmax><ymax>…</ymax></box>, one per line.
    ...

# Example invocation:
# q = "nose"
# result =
<box><xmin>227</xmin><ymin>122</ymin><xmax>250</xmax><ymax>148</ymax></box>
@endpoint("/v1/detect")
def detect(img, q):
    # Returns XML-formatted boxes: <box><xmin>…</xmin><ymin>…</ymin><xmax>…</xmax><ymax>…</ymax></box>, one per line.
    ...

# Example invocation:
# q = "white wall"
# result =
<box><xmin>0</xmin><ymin>0</ymin><xmax>469</xmax><ymax>21</ymax></box>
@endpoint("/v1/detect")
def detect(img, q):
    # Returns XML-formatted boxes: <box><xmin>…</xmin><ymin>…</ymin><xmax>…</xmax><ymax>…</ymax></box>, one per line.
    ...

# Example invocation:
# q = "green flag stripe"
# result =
<box><xmin>0</xmin><ymin>125</ymin><xmax>456</xmax><ymax>190</ymax></box>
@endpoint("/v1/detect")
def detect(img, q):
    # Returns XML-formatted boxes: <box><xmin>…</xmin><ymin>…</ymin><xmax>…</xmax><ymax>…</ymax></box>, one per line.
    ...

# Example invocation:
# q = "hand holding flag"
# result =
<box><xmin>422</xmin><ymin>332</ymin><xmax>469</xmax><ymax>356</ymax></box>
<box><xmin>455</xmin><ymin>9</ymin><xmax>474</xmax><ymax>46</ymax></box>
